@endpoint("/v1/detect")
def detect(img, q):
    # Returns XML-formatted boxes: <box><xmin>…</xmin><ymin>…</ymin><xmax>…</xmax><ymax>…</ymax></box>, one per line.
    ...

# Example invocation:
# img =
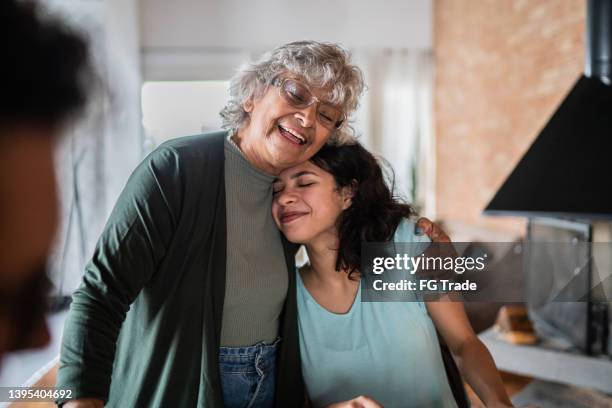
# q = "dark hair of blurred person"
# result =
<box><xmin>0</xmin><ymin>0</ymin><xmax>90</xmax><ymax>361</ymax></box>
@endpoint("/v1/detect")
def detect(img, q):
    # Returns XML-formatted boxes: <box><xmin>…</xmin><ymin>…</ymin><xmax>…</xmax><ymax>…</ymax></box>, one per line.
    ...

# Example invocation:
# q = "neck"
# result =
<box><xmin>304</xmin><ymin>229</ymin><xmax>349</xmax><ymax>286</ymax></box>
<box><xmin>233</xmin><ymin>128</ymin><xmax>280</xmax><ymax>176</ymax></box>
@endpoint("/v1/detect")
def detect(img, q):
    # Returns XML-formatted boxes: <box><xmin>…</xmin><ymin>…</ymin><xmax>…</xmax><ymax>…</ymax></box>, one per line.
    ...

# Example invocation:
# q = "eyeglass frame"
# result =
<box><xmin>272</xmin><ymin>77</ymin><xmax>346</xmax><ymax>130</ymax></box>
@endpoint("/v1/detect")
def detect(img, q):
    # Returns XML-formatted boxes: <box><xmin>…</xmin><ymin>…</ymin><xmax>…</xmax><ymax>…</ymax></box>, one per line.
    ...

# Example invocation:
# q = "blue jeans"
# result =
<box><xmin>219</xmin><ymin>338</ymin><xmax>280</xmax><ymax>408</ymax></box>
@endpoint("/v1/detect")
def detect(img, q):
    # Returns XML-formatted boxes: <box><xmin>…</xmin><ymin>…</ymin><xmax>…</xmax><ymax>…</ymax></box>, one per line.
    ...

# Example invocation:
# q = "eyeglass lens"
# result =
<box><xmin>280</xmin><ymin>79</ymin><xmax>344</xmax><ymax>129</ymax></box>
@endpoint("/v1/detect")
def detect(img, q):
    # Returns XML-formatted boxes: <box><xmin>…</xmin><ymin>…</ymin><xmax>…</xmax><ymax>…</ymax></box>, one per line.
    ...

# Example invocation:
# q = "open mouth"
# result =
<box><xmin>280</xmin><ymin>211</ymin><xmax>308</xmax><ymax>224</ymax></box>
<box><xmin>278</xmin><ymin>125</ymin><xmax>307</xmax><ymax>145</ymax></box>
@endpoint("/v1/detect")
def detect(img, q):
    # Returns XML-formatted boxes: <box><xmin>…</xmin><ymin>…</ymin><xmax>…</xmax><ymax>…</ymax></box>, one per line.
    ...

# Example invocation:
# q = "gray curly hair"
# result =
<box><xmin>220</xmin><ymin>41</ymin><xmax>365</xmax><ymax>143</ymax></box>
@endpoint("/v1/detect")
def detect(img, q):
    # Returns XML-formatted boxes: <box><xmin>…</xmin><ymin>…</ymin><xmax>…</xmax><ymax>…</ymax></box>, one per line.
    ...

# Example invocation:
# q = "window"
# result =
<box><xmin>141</xmin><ymin>80</ymin><xmax>230</xmax><ymax>146</ymax></box>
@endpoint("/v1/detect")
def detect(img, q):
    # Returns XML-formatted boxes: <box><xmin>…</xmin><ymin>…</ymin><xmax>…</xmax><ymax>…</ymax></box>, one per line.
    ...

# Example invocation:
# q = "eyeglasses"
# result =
<box><xmin>274</xmin><ymin>77</ymin><xmax>345</xmax><ymax>130</ymax></box>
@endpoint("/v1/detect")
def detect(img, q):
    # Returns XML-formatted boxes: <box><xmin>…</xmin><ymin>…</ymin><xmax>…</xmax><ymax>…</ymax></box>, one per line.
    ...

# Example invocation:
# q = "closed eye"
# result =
<box><xmin>298</xmin><ymin>182</ymin><xmax>315</xmax><ymax>188</ymax></box>
<box><xmin>272</xmin><ymin>183</ymin><xmax>284</xmax><ymax>195</ymax></box>
<box><xmin>288</xmin><ymin>90</ymin><xmax>308</xmax><ymax>104</ymax></box>
<box><xmin>318</xmin><ymin>112</ymin><xmax>333</xmax><ymax>122</ymax></box>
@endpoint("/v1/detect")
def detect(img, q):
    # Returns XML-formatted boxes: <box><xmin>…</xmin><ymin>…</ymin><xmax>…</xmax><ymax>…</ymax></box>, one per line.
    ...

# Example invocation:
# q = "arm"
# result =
<box><xmin>426</xmin><ymin>299</ymin><xmax>513</xmax><ymax>407</ymax></box>
<box><xmin>416</xmin><ymin>218</ymin><xmax>513</xmax><ymax>407</ymax></box>
<box><xmin>56</xmin><ymin>146</ymin><xmax>184</xmax><ymax>405</ymax></box>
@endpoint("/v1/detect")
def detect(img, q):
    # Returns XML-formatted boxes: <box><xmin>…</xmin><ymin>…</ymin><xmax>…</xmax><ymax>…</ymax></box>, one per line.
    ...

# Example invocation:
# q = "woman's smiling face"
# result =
<box><xmin>272</xmin><ymin>161</ymin><xmax>352</xmax><ymax>245</ymax></box>
<box><xmin>239</xmin><ymin>78</ymin><xmax>337</xmax><ymax>175</ymax></box>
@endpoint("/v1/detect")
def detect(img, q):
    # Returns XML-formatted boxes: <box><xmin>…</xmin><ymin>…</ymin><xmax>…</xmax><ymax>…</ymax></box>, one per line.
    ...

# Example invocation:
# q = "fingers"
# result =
<box><xmin>418</xmin><ymin>218</ymin><xmax>451</xmax><ymax>243</ymax></box>
<box><xmin>326</xmin><ymin>395</ymin><xmax>383</xmax><ymax>408</ymax></box>
<box><xmin>350</xmin><ymin>396</ymin><xmax>383</xmax><ymax>408</ymax></box>
<box><xmin>415</xmin><ymin>217</ymin><xmax>433</xmax><ymax>236</ymax></box>
<box><xmin>431</xmin><ymin>223</ymin><xmax>451</xmax><ymax>242</ymax></box>
<box><xmin>357</xmin><ymin>395</ymin><xmax>383</xmax><ymax>408</ymax></box>
<box><xmin>414</xmin><ymin>218</ymin><xmax>458</xmax><ymax>287</ymax></box>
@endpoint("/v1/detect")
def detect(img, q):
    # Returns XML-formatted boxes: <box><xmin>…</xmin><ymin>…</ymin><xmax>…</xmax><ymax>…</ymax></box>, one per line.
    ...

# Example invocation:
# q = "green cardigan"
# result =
<box><xmin>57</xmin><ymin>131</ymin><xmax>304</xmax><ymax>407</ymax></box>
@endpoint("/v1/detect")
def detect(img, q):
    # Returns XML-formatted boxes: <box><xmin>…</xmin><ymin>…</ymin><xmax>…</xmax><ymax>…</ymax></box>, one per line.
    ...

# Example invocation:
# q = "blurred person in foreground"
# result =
<box><xmin>0</xmin><ymin>0</ymin><xmax>90</xmax><ymax>363</ymax></box>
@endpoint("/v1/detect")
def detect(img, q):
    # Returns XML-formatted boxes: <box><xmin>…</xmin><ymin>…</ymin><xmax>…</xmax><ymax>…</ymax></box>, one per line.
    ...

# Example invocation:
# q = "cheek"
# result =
<box><xmin>317</xmin><ymin>128</ymin><xmax>333</xmax><ymax>145</ymax></box>
<box><xmin>305</xmin><ymin>128</ymin><xmax>333</xmax><ymax>155</ymax></box>
<box><xmin>319</xmin><ymin>204</ymin><xmax>343</xmax><ymax>225</ymax></box>
<box><xmin>306</xmin><ymin>192</ymin><xmax>343</xmax><ymax>225</ymax></box>
<box><xmin>0</xmin><ymin>140</ymin><xmax>58</xmax><ymax>289</ymax></box>
<box><xmin>254</xmin><ymin>96</ymin><xmax>290</xmax><ymax>128</ymax></box>
<box><xmin>271</xmin><ymin>201</ymin><xmax>281</xmax><ymax>227</ymax></box>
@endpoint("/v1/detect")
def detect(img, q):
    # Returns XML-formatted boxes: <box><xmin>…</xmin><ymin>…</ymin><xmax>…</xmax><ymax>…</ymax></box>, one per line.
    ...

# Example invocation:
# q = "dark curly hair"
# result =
<box><xmin>310</xmin><ymin>141</ymin><xmax>415</xmax><ymax>279</ymax></box>
<box><xmin>0</xmin><ymin>0</ymin><xmax>91</xmax><ymax>130</ymax></box>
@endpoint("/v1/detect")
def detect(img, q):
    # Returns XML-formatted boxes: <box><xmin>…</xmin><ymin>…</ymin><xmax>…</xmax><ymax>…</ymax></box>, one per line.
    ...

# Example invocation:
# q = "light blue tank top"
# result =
<box><xmin>297</xmin><ymin>219</ymin><xmax>458</xmax><ymax>408</ymax></box>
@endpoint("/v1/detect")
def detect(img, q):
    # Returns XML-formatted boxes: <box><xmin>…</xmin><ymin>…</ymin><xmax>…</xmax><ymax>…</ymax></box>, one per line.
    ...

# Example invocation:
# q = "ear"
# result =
<box><xmin>340</xmin><ymin>184</ymin><xmax>356</xmax><ymax>210</ymax></box>
<box><xmin>243</xmin><ymin>98</ymin><xmax>254</xmax><ymax>113</ymax></box>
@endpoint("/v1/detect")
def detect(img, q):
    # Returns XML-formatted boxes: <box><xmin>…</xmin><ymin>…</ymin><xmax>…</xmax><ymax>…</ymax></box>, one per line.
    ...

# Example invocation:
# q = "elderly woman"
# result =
<box><xmin>57</xmin><ymin>41</ymin><xmax>450</xmax><ymax>408</ymax></box>
<box><xmin>57</xmin><ymin>41</ymin><xmax>365</xmax><ymax>408</ymax></box>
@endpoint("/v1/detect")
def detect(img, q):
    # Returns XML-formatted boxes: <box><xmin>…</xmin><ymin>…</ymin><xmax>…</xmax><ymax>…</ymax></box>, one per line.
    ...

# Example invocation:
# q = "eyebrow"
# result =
<box><xmin>291</xmin><ymin>170</ymin><xmax>317</xmax><ymax>179</ymax></box>
<box><xmin>273</xmin><ymin>170</ymin><xmax>318</xmax><ymax>184</ymax></box>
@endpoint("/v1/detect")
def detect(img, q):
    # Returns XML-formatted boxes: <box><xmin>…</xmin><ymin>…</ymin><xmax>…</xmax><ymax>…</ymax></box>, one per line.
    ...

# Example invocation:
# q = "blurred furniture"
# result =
<box><xmin>479</xmin><ymin>327</ymin><xmax>612</xmax><ymax>394</ymax></box>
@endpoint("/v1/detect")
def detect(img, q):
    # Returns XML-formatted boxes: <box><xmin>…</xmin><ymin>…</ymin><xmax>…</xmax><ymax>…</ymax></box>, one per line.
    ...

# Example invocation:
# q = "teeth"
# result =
<box><xmin>281</xmin><ymin>126</ymin><xmax>305</xmax><ymax>144</ymax></box>
<box><xmin>292</xmin><ymin>133</ymin><xmax>305</xmax><ymax>143</ymax></box>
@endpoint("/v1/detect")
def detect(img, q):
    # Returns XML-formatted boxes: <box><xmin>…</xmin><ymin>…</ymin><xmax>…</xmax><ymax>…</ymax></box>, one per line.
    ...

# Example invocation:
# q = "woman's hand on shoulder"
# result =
<box><xmin>415</xmin><ymin>217</ymin><xmax>451</xmax><ymax>243</ymax></box>
<box><xmin>415</xmin><ymin>217</ymin><xmax>457</xmax><ymax>281</ymax></box>
<box><xmin>325</xmin><ymin>395</ymin><xmax>383</xmax><ymax>408</ymax></box>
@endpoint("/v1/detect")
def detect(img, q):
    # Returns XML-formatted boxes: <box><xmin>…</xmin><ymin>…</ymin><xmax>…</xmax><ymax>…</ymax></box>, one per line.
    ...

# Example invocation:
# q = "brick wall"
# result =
<box><xmin>434</xmin><ymin>0</ymin><xmax>585</xmax><ymax>235</ymax></box>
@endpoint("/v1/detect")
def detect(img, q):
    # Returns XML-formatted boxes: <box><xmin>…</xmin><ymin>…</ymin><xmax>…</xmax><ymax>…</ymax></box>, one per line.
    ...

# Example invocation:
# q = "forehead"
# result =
<box><xmin>275</xmin><ymin>161</ymin><xmax>324</xmax><ymax>182</ymax></box>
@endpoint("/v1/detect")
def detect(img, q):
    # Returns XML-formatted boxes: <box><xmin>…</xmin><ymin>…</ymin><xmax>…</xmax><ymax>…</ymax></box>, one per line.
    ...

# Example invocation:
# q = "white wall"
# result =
<box><xmin>41</xmin><ymin>0</ymin><xmax>143</xmax><ymax>295</ymax></box>
<box><xmin>103</xmin><ymin>0</ymin><xmax>144</xmax><ymax>205</ymax></box>
<box><xmin>139</xmin><ymin>0</ymin><xmax>433</xmax><ymax>80</ymax></box>
<box><xmin>140</xmin><ymin>0</ymin><xmax>432</xmax><ymax>50</ymax></box>
<box><xmin>137</xmin><ymin>0</ymin><xmax>436</xmax><ymax>215</ymax></box>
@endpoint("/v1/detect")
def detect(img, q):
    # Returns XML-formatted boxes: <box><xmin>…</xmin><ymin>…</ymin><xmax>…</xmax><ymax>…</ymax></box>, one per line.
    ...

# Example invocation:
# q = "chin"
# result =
<box><xmin>281</xmin><ymin>228</ymin><xmax>311</xmax><ymax>245</ymax></box>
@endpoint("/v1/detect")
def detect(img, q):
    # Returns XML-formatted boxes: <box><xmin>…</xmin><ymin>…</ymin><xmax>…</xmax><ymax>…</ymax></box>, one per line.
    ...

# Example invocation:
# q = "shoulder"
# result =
<box><xmin>157</xmin><ymin>130</ymin><xmax>227</xmax><ymax>162</ymax></box>
<box><xmin>391</xmin><ymin>218</ymin><xmax>431</xmax><ymax>258</ymax></box>
<box><xmin>142</xmin><ymin>131</ymin><xmax>228</xmax><ymax>180</ymax></box>
<box><xmin>126</xmin><ymin>131</ymin><xmax>227</xmax><ymax>201</ymax></box>
<box><xmin>393</xmin><ymin>217</ymin><xmax>431</xmax><ymax>244</ymax></box>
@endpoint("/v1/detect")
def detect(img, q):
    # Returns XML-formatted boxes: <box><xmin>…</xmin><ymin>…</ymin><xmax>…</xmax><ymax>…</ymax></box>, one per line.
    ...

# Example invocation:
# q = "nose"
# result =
<box><xmin>295</xmin><ymin>103</ymin><xmax>317</xmax><ymax>128</ymax></box>
<box><xmin>276</xmin><ymin>188</ymin><xmax>298</xmax><ymax>206</ymax></box>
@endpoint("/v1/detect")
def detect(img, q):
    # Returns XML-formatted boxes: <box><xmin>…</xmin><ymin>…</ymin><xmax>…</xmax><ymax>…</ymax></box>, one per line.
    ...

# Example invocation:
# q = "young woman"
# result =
<box><xmin>271</xmin><ymin>142</ymin><xmax>515</xmax><ymax>408</ymax></box>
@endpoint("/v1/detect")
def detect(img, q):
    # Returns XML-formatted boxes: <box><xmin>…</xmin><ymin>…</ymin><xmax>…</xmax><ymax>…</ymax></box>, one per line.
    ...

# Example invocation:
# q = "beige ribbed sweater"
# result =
<box><xmin>221</xmin><ymin>136</ymin><xmax>289</xmax><ymax>346</ymax></box>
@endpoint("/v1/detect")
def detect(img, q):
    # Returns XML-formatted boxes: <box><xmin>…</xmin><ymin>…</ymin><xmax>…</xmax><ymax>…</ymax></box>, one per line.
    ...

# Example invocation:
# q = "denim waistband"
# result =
<box><xmin>219</xmin><ymin>337</ymin><xmax>281</xmax><ymax>361</ymax></box>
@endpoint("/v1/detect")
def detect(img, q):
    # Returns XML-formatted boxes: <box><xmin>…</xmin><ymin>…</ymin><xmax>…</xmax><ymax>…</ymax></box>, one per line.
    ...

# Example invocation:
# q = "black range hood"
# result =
<box><xmin>484</xmin><ymin>0</ymin><xmax>612</xmax><ymax>220</ymax></box>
